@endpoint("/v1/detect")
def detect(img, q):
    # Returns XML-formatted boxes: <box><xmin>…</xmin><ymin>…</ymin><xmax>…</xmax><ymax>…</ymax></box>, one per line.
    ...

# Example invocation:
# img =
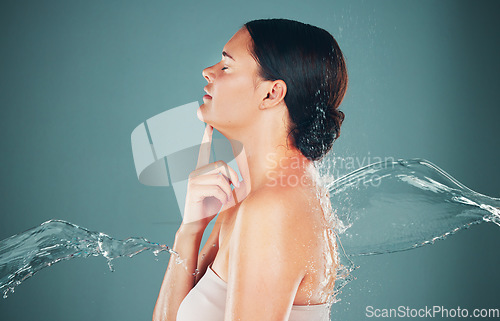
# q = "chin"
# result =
<box><xmin>196</xmin><ymin>107</ymin><xmax>218</xmax><ymax>129</ymax></box>
<box><xmin>196</xmin><ymin>104</ymin><xmax>209</xmax><ymax>122</ymax></box>
<box><xmin>197</xmin><ymin>108</ymin><xmax>235</xmax><ymax>138</ymax></box>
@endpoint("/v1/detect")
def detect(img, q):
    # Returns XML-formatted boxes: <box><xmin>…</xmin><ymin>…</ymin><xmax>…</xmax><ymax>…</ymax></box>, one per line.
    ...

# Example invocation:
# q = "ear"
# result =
<box><xmin>260</xmin><ymin>80</ymin><xmax>287</xmax><ymax>110</ymax></box>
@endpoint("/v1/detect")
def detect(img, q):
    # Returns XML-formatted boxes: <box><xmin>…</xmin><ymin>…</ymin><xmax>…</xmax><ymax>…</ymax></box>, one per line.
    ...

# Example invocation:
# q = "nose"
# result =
<box><xmin>202</xmin><ymin>65</ymin><xmax>214</xmax><ymax>83</ymax></box>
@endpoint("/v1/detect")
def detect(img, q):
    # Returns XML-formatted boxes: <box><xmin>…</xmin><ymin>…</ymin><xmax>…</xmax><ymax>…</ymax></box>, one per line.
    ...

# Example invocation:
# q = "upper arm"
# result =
<box><xmin>225</xmin><ymin>188</ymin><xmax>307</xmax><ymax>321</ymax></box>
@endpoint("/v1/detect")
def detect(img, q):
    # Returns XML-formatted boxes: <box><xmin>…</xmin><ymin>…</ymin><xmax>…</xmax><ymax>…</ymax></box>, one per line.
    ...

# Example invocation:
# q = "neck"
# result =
<box><xmin>227</xmin><ymin>125</ymin><xmax>314</xmax><ymax>195</ymax></box>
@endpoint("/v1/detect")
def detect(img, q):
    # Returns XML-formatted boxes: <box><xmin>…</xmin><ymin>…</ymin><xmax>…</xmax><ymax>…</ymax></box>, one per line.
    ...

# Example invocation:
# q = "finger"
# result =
<box><xmin>193</xmin><ymin>184</ymin><xmax>231</xmax><ymax>205</ymax></box>
<box><xmin>191</xmin><ymin>174</ymin><xmax>233</xmax><ymax>201</ymax></box>
<box><xmin>196</xmin><ymin>124</ymin><xmax>213</xmax><ymax>169</ymax></box>
<box><xmin>219</xmin><ymin>161</ymin><xmax>240</xmax><ymax>188</ymax></box>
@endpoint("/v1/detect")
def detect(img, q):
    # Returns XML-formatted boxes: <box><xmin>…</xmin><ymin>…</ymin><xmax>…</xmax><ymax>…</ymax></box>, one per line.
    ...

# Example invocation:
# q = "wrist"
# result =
<box><xmin>178</xmin><ymin>219</ymin><xmax>208</xmax><ymax>235</ymax></box>
<box><xmin>172</xmin><ymin>224</ymin><xmax>204</xmax><ymax>262</ymax></box>
<box><xmin>175</xmin><ymin>223</ymin><xmax>205</xmax><ymax>241</ymax></box>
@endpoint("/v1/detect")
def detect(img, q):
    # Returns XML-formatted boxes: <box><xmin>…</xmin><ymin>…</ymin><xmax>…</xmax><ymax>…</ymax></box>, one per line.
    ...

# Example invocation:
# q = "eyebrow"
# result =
<box><xmin>222</xmin><ymin>50</ymin><xmax>235</xmax><ymax>61</ymax></box>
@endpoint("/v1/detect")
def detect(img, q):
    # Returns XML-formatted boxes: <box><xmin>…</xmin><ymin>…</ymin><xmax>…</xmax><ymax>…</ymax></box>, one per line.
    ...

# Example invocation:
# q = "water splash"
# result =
<box><xmin>0</xmin><ymin>158</ymin><xmax>498</xmax><ymax>302</ymax></box>
<box><xmin>314</xmin><ymin>157</ymin><xmax>499</xmax><ymax>303</ymax></box>
<box><xmin>0</xmin><ymin>220</ymin><xmax>173</xmax><ymax>298</ymax></box>
<box><xmin>322</xmin><ymin>158</ymin><xmax>499</xmax><ymax>255</ymax></box>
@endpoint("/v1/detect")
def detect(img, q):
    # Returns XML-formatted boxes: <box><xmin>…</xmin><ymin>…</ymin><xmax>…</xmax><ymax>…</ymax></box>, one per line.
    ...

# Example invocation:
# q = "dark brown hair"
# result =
<box><xmin>244</xmin><ymin>18</ymin><xmax>348</xmax><ymax>161</ymax></box>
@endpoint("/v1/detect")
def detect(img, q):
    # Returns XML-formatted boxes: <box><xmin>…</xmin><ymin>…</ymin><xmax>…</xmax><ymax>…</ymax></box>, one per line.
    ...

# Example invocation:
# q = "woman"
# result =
<box><xmin>153</xmin><ymin>18</ymin><xmax>348</xmax><ymax>321</ymax></box>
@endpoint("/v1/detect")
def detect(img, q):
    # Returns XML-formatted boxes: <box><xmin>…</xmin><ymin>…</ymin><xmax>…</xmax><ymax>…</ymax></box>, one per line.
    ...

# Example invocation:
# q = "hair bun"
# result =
<box><xmin>293</xmin><ymin>104</ymin><xmax>342</xmax><ymax>161</ymax></box>
<box><xmin>245</xmin><ymin>18</ymin><xmax>348</xmax><ymax>161</ymax></box>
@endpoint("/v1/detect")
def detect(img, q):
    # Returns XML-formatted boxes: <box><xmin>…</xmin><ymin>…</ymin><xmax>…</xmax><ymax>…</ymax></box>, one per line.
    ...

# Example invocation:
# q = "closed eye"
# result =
<box><xmin>221</xmin><ymin>66</ymin><xmax>228</xmax><ymax>71</ymax></box>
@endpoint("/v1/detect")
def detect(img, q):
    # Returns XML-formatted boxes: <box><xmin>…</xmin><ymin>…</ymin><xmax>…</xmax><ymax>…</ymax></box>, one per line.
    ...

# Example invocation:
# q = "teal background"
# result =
<box><xmin>1</xmin><ymin>0</ymin><xmax>499</xmax><ymax>320</ymax></box>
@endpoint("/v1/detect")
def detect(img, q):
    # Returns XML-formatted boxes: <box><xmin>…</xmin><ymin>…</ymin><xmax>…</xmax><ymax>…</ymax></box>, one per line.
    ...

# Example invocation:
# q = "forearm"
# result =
<box><xmin>153</xmin><ymin>225</ymin><xmax>204</xmax><ymax>321</ymax></box>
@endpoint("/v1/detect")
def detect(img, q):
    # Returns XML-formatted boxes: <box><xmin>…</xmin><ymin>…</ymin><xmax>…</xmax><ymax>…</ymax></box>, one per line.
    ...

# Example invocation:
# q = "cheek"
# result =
<box><xmin>217</xmin><ymin>75</ymin><xmax>258</xmax><ymax>107</ymax></box>
<box><xmin>204</xmin><ymin>67</ymin><xmax>264</xmax><ymax>129</ymax></box>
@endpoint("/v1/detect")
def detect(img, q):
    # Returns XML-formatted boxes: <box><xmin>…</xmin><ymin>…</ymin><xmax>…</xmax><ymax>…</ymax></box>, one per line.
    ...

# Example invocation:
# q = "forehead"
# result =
<box><xmin>223</xmin><ymin>28</ymin><xmax>254</xmax><ymax>61</ymax></box>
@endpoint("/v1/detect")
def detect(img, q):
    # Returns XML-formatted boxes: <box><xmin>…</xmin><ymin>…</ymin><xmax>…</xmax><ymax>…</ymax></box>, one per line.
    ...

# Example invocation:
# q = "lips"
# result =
<box><xmin>204</xmin><ymin>87</ymin><xmax>212</xmax><ymax>98</ymax></box>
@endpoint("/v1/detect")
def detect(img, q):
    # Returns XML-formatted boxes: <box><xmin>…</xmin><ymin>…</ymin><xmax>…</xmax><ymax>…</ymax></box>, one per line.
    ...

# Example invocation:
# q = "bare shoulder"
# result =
<box><xmin>240</xmin><ymin>185</ymin><xmax>308</xmax><ymax>220</ymax></box>
<box><xmin>232</xmin><ymin>185</ymin><xmax>317</xmax><ymax>251</ymax></box>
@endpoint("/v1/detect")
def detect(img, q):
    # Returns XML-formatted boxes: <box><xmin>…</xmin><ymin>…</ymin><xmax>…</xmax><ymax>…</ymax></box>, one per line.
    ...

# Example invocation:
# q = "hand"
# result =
<box><xmin>181</xmin><ymin>124</ymin><xmax>240</xmax><ymax>233</ymax></box>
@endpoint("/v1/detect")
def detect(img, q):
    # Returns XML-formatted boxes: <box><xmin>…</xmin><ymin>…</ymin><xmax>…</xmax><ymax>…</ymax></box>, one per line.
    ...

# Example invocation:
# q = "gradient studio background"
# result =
<box><xmin>1</xmin><ymin>1</ymin><xmax>499</xmax><ymax>320</ymax></box>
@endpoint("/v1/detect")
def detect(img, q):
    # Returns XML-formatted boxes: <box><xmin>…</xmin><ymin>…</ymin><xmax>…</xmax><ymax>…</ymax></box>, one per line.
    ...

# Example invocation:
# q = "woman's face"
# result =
<box><xmin>198</xmin><ymin>27</ymin><xmax>266</xmax><ymax>134</ymax></box>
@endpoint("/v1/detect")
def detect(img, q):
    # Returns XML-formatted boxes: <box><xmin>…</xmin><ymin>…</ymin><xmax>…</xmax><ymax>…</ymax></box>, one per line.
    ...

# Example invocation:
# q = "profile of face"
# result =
<box><xmin>198</xmin><ymin>27</ymin><xmax>269</xmax><ymax>137</ymax></box>
<box><xmin>199</xmin><ymin>19</ymin><xmax>347</xmax><ymax>162</ymax></box>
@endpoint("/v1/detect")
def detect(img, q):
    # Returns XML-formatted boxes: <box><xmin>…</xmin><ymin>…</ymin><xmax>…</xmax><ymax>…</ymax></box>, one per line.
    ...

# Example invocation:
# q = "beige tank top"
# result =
<box><xmin>176</xmin><ymin>264</ymin><xmax>331</xmax><ymax>321</ymax></box>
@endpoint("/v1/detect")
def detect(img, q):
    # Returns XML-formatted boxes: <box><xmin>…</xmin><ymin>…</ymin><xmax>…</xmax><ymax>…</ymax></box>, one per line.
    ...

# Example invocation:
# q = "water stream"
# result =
<box><xmin>1</xmin><ymin>158</ymin><xmax>498</xmax><ymax>302</ymax></box>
